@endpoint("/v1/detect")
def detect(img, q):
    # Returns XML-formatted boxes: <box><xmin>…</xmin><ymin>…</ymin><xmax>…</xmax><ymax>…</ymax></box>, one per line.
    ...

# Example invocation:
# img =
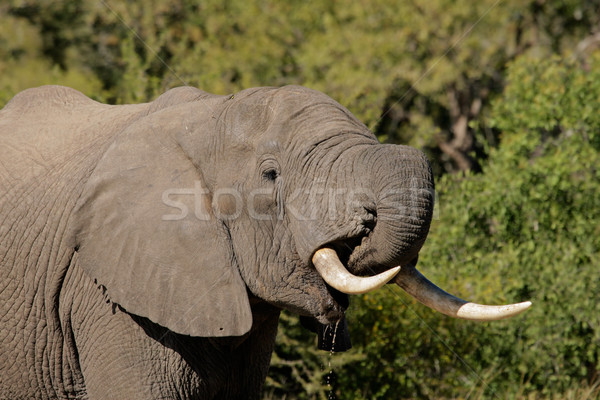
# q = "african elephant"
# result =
<box><xmin>0</xmin><ymin>85</ymin><xmax>530</xmax><ymax>399</ymax></box>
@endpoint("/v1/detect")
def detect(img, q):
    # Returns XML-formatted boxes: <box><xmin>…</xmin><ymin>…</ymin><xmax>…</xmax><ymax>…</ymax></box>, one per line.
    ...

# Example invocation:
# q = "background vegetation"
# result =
<box><xmin>1</xmin><ymin>1</ymin><xmax>599</xmax><ymax>398</ymax></box>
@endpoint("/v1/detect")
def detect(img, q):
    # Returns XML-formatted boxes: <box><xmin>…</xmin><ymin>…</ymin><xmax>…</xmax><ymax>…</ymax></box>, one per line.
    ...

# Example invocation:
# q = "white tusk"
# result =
<box><xmin>394</xmin><ymin>265</ymin><xmax>532</xmax><ymax>321</ymax></box>
<box><xmin>312</xmin><ymin>248</ymin><xmax>400</xmax><ymax>295</ymax></box>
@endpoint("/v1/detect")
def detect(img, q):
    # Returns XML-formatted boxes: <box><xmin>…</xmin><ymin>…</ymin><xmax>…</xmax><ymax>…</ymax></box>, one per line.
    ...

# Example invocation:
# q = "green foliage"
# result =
<box><xmin>473</xmin><ymin>53</ymin><xmax>600</xmax><ymax>394</ymax></box>
<box><xmin>0</xmin><ymin>8</ymin><xmax>103</xmax><ymax>105</ymax></box>
<box><xmin>4</xmin><ymin>0</ymin><xmax>599</xmax><ymax>173</ymax></box>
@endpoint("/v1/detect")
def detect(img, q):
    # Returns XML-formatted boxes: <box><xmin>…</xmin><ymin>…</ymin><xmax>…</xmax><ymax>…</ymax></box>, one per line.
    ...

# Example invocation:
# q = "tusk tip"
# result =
<box><xmin>505</xmin><ymin>300</ymin><xmax>533</xmax><ymax>314</ymax></box>
<box><xmin>456</xmin><ymin>300</ymin><xmax>533</xmax><ymax>321</ymax></box>
<box><xmin>515</xmin><ymin>300</ymin><xmax>533</xmax><ymax>312</ymax></box>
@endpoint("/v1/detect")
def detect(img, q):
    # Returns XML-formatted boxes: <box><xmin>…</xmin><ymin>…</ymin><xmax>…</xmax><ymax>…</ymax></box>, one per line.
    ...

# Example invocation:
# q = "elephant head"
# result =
<box><xmin>74</xmin><ymin>85</ymin><xmax>530</xmax><ymax>348</ymax></box>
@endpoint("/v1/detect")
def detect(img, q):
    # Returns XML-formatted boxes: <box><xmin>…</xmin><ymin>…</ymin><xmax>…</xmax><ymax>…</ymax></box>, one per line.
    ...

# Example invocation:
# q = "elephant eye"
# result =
<box><xmin>262</xmin><ymin>168</ymin><xmax>279</xmax><ymax>182</ymax></box>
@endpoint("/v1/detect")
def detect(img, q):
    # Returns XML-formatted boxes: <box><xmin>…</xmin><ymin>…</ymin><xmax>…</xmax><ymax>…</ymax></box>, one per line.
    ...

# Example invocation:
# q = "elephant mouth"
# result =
<box><xmin>328</xmin><ymin>236</ymin><xmax>365</xmax><ymax>270</ymax></box>
<box><xmin>323</xmin><ymin>284</ymin><xmax>349</xmax><ymax>319</ymax></box>
<box><xmin>308</xmin><ymin>234</ymin><xmax>390</xmax><ymax>330</ymax></box>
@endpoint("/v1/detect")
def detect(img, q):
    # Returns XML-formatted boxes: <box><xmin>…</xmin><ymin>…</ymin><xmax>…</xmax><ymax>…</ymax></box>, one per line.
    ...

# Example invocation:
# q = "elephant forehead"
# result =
<box><xmin>233</xmin><ymin>85</ymin><xmax>331</xmax><ymax>105</ymax></box>
<box><xmin>215</xmin><ymin>85</ymin><xmax>377</xmax><ymax>156</ymax></box>
<box><xmin>267</xmin><ymin>103</ymin><xmax>374</xmax><ymax>147</ymax></box>
<box><xmin>230</xmin><ymin>86</ymin><xmax>364</xmax><ymax>130</ymax></box>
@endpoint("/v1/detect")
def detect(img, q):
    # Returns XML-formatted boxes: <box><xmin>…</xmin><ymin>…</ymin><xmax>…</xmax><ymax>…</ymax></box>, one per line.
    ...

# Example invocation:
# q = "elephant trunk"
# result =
<box><xmin>347</xmin><ymin>145</ymin><xmax>435</xmax><ymax>274</ymax></box>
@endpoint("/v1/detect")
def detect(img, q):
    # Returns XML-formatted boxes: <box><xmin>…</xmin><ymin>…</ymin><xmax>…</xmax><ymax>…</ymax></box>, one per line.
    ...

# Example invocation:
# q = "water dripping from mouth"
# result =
<box><xmin>317</xmin><ymin>317</ymin><xmax>351</xmax><ymax>352</ymax></box>
<box><xmin>319</xmin><ymin>320</ymin><xmax>339</xmax><ymax>353</ymax></box>
<box><xmin>326</xmin><ymin>320</ymin><xmax>340</xmax><ymax>400</ymax></box>
<box><xmin>315</xmin><ymin>318</ymin><xmax>351</xmax><ymax>399</ymax></box>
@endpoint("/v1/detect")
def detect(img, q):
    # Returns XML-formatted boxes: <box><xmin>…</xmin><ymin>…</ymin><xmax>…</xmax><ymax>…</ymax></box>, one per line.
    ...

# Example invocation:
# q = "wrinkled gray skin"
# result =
<box><xmin>0</xmin><ymin>85</ymin><xmax>434</xmax><ymax>399</ymax></box>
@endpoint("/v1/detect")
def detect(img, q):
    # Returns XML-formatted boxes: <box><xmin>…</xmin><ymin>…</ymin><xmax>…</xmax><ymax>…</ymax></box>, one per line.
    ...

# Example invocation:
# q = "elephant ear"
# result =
<box><xmin>73</xmin><ymin>105</ymin><xmax>252</xmax><ymax>337</ymax></box>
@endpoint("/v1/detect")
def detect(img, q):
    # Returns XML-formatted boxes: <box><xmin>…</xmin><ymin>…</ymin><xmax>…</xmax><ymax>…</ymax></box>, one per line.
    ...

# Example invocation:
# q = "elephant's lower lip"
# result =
<box><xmin>317</xmin><ymin>286</ymin><xmax>348</xmax><ymax>324</ymax></box>
<box><xmin>316</xmin><ymin>307</ymin><xmax>346</xmax><ymax>325</ymax></box>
